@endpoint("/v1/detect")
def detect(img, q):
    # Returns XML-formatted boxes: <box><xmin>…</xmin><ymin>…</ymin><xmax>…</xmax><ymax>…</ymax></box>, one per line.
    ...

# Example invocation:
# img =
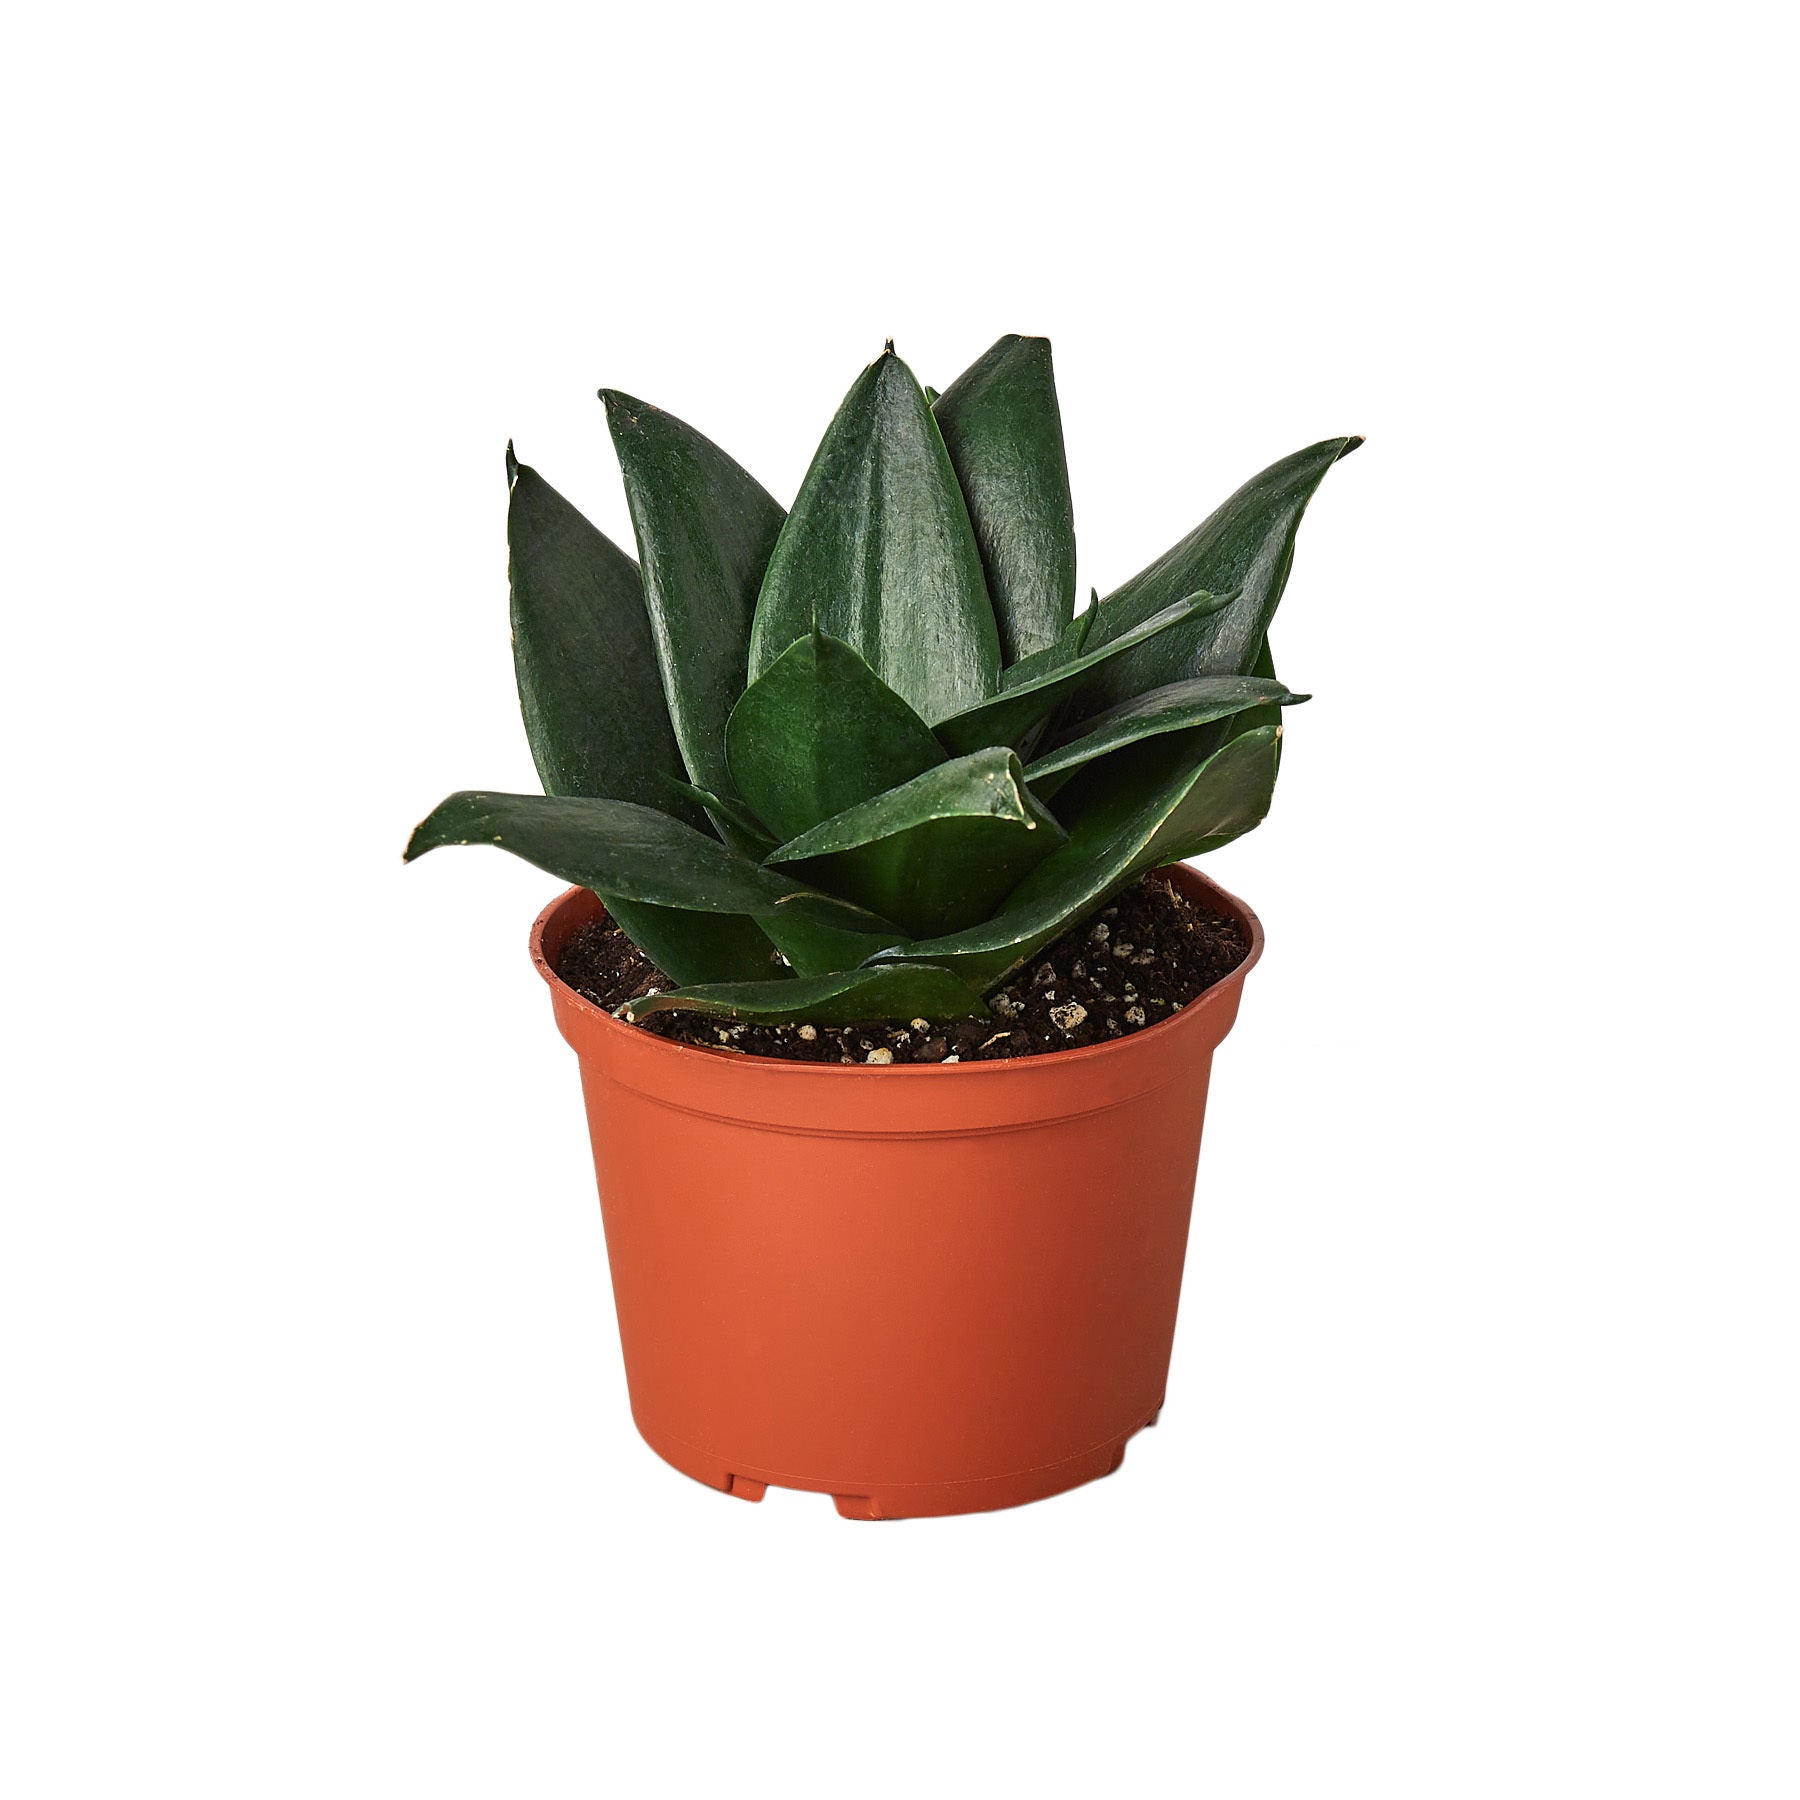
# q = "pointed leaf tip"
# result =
<box><xmin>884</xmin><ymin>337</ymin><xmax>895</xmax><ymax>355</ymax></box>
<box><xmin>598</xmin><ymin>387</ymin><xmax>657</xmax><ymax>424</ymax></box>
<box><xmin>936</xmin><ymin>589</ymin><xmax>1229</xmax><ymax>757</ymax></box>
<box><xmin>1022</xmin><ymin>673</ymin><xmax>1299</xmax><ymax>786</ymax></box>
<box><xmin>749</xmin><ymin>348</ymin><xmax>999</xmax><ymax>719</ymax></box>
<box><xmin>507</xmin><ymin>458</ymin><xmax>700</xmax><ymax>818</ymax></box>
<box><xmin>505</xmin><ymin>440</ymin><xmax>519</xmax><ymax>487</ymax></box>
<box><xmin>1074</xmin><ymin>434</ymin><xmax>1363</xmax><ymax>710</ymax></box>
<box><xmin>933</xmin><ymin>332</ymin><xmax>1077</xmax><ymax>663</ymax></box>
<box><xmin>604</xmin><ymin>393</ymin><xmax>785</xmax><ymax>802</ymax></box>
<box><xmin>400</xmin><ymin>790</ymin><xmax>894</xmax><ymax>929</ymax></box>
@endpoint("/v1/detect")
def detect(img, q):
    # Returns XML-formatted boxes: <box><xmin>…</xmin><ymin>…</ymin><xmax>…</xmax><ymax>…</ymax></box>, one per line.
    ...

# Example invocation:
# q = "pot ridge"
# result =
<box><xmin>531</xmin><ymin>865</ymin><xmax>1262</xmax><ymax>1134</ymax></box>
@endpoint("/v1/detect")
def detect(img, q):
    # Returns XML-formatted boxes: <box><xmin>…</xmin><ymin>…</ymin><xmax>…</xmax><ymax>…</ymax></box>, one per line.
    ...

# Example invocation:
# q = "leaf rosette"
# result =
<box><xmin>409</xmin><ymin>337</ymin><xmax>1357</xmax><ymax>1023</ymax></box>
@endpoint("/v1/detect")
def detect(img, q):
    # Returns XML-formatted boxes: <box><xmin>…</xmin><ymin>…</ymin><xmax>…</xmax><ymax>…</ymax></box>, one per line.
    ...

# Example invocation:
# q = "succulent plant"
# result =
<box><xmin>406</xmin><ymin>337</ymin><xmax>1358</xmax><ymax>1026</ymax></box>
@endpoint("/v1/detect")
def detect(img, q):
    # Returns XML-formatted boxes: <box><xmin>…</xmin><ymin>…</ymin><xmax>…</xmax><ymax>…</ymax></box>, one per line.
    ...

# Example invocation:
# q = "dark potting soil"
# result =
<box><xmin>554</xmin><ymin>872</ymin><xmax>1250</xmax><ymax>1065</ymax></box>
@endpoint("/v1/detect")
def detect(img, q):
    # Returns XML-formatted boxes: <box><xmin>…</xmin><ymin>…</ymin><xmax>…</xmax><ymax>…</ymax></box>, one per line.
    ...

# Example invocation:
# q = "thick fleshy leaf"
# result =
<box><xmin>1228</xmin><ymin>635</ymin><xmax>1285</xmax><ymax>765</ymax></box>
<box><xmin>620</xmin><ymin>962</ymin><xmax>988</xmax><ymax>1027</ymax></box>
<box><xmin>933</xmin><ymin>335</ymin><xmax>1076</xmax><ymax>664</ymax></box>
<box><xmin>999</xmin><ymin>593</ymin><xmax>1096</xmax><ymax>691</ymax></box>
<box><xmin>870</xmin><ymin>726</ymin><xmax>1281</xmax><ymax>988</ymax></box>
<box><xmin>604</xmin><ymin>903</ymin><xmax>783</xmax><ymax>986</ymax></box>
<box><xmin>405</xmin><ymin>791</ymin><xmax>894</xmax><ymax>934</ymax></box>
<box><xmin>663</xmin><ymin>777</ymin><xmax>780</xmax><ymax>859</ymax></box>
<box><xmin>505</xmin><ymin>449</ymin><xmax>768</xmax><ymax>982</ymax></box>
<box><xmin>933</xmin><ymin>589</ymin><xmax>1233</xmax><ymax>758</ymax></box>
<box><xmin>506</xmin><ymin>446</ymin><xmax>699</xmax><ymax>823</ymax></box>
<box><xmin>728</xmin><ymin>642</ymin><xmax>933</xmax><ymax>967</ymax></box>
<box><xmin>766</xmin><ymin>748</ymin><xmax>1066</xmax><ymax>939</ymax></box>
<box><xmin>1073</xmin><ymin>437</ymin><xmax>1361</xmax><ymax>714</ymax></box>
<box><xmin>1173</xmin><ymin>634</ymin><xmax>1292</xmax><ymax>783</ymax></box>
<box><xmin>602</xmin><ymin>390</ymin><xmax>785</xmax><ymax>800</ymax></box>
<box><xmin>748</xmin><ymin>347</ymin><xmax>1001</xmax><ymax>722</ymax></box>
<box><xmin>1024</xmin><ymin>675</ymin><xmax>1302</xmax><ymax>784</ymax></box>
<box><xmin>756</xmin><ymin>912</ymin><xmax>908</xmax><ymax>981</ymax></box>
<box><xmin>726</xmin><ymin>629</ymin><xmax>946</xmax><ymax>842</ymax></box>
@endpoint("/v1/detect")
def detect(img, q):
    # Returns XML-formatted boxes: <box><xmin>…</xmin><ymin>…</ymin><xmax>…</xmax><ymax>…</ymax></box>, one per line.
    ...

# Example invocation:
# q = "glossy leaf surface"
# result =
<box><xmin>871</xmin><ymin>726</ymin><xmax>1280</xmax><ymax>987</ymax></box>
<box><xmin>603</xmin><ymin>903</ymin><xmax>781</xmax><ymax>986</ymax></box>
<box><xmin>1224</xmin><ymin>634</ymin><xmax>1286</xmax><ymax>767</ymax></box>
<box><xmin>999</xmin><ymin>594</ymin><xmax>1095</xmax><ymax>691</ymax></box>
<box><xmin>933</xmin><ymin>335</ymin><xmax>1076</xmax><ymax>664</ymax></box>
<box><xmin>748</xmin><ymin>348</ymin><xmax>1000</xmax><ymax>722</ymax></box>
<box><xmin>755</xmin><ymin>911</ymin><xmax>907</xmax><ymax>981</ymax></box>
<box><xmin>1074</xmin><ymin>437</ymin><xmax>1360</xmax><ymax>712</ymax></box>
<box><xmin>506</xmin><ymin>449</ymin><xmax>768</xmax><ymax>980</ymax></box>
<box><xmin>663</xmin><ymin>777</ymin><xmax>779</xmax><ymax>858</ymax></box>
<box><xmin>506</xmin><ymin>447</ymin><xmax>699</xmax><ymax>823</ymax></box>
<box><xmin>934</xmin><ymin>589</ymin><xmax>1233</xmax><ymax>757</ymax></box>
<box><xmin>767</xmin><ymin>749</ymin><xmax>1065</xmax><ymax>939</ymax></box>
<box><xmin>603</xmin><ymin>391</ymin><xmax>785</xmax><ymax>800</ymax></box>
<box><xmin>1024</xmin><ymin>675</ymin><xmax>1301</xmax><ymax>784</ymax></box>
<box><xmin>726</xmin><ymin>629</ymin><xmax>946</xmax><ymax>842</ymax></box>
<box><xmin>405</xmin><ymin>791</ymin><xmax>892</xmax><ymax>932</ymax></box>
<box><xmin>620</xmin><ymin>962</ymin><xmax>988</xmax><ymax>1026</ymax></box>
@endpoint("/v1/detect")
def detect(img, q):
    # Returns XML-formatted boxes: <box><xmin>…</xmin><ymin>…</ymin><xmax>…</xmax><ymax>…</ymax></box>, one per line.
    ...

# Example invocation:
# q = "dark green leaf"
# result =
<box><xmin>720</xmin><ymin>640</ymin><xmax>928</xmax><ymax>964</ymax></box>
<box><xmin>506</xmin><ymin>446</ymin><xmax>701</xmax><ymax>826</ymax></box>
<box><xmin>999</xmin><ymin>593</ymin><xmax>1096</xmax><ymax>691</ymax></box>
<box><xmin>1073</xmin><ymin>437</ymin><xmax>1360</xmax><ymax>714</ymax></box>
<box><xmin>621</xmin><ymin>962</ymin><xmax>988</xmax><ymax>1027</ymax></box>
<box><xmin>602</xmin><ymin>391</ymin><xmax>785</xmax><ymax>801</ymax></box>
<box><xmin>756</xmin><ymin>912</ymin><xmax>908</xmax><ymax>981</ymax></box>
<box><xmin>506</xmin><ymin>448</ymin><xmax>769</xmax><ymax>981</ymax></box>
<box><xmin>405</xmin><ymin>791</ymin><xmax>894</xmax><ymax>934</ymax></box>
<box><xmin>1227</xmin><ymin>634</ymin><xmax>1286</xmax><ymax>768</ymax></box>
<box><xmin>748</xmin><ymin>347</ymin><xmax>1000</xmax><ymax>723</ymax></box>
<box><xmin>870</xmin><ymin>726</ymin><xmax>1281</xmax><ymax>988</ymax></box>
<box><xmin>725</xmin><ymin>628</ymin><xmax>947</xmax><ymax>842</ymax></box>
<box><xmin>1164</xmin><ymin>633</ymin><xmax>1292</xmax><ymax>788</ymax></box>
<box><xmin>933</xmin><ymin>589</ymin><xmax>1233</xmax><ymax>758</ymax></box>
<box><xmin>1024</xmin><ymin>675</ymin><xmax>1302</xmax><ymax>784</ymax></box>
<box><xmin>933</xmin><ymin>335</ymin><xmax>1076</xmax><ymax>665</ymax></box>
<box><xmin>664</xmin><ymin>777</ymin><xmax>779</xmax><ymax>859</ymax></box>
<box><xmin>766</xmin><ymin>748</ymin><xmax>1066</xmax><ymax>939</ymax></box>
<box><xmin>604</xmin><ymin>903</ymin><xmax>784</xmax><ymax>986</ymax></box>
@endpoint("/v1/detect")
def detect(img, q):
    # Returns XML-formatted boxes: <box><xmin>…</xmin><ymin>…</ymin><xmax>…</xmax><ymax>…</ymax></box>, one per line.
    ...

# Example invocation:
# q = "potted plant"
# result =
<box><xmin>407</xmin><ymin>336</ymin><xmax>1357</xmax><ymax>1518</ymax></box>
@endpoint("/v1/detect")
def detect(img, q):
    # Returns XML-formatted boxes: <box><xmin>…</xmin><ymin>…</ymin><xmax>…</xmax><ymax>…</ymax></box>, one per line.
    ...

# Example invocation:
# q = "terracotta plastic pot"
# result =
<box><xmin>531</xmin><ymin>864</ymin><xmax>1262</xmax><ymax>1520</ymax></box>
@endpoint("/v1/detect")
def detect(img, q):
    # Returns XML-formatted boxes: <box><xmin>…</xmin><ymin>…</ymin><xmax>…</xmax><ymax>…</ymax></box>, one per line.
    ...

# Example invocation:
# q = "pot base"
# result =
<box><xmin>637</xmin><ymin>1404</ymin><xmax>1164</xmax><ymax>1521</ymax></box>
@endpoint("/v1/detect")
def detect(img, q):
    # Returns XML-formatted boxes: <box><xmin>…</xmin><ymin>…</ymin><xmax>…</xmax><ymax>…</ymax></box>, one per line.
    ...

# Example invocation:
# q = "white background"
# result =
<box><xmin>4</xmin><ymin>3</ymin><xmax>1794</xmax><ymax>1794</ymax></box>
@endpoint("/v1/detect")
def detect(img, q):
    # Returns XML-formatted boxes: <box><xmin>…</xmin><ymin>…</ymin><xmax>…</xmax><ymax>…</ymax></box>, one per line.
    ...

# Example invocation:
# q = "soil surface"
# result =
<box><xmin>555</xmin><ymin>873</ymin><xmax>1250</xmax><ymax>1064</ymax></box>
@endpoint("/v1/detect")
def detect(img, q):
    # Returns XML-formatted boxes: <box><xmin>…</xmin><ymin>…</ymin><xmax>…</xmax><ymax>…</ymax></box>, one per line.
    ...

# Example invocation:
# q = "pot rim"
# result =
<box><xmin>529</xmin><ymin>862</ymin><xmax>1263</xmax><ymax>1080</ymax></box>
